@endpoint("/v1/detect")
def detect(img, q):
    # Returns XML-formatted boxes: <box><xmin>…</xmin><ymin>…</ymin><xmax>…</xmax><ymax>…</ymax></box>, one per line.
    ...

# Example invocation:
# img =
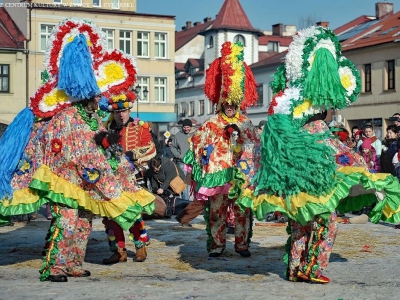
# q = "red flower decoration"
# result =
<box><xmin>51</xmin><ymin>138</ymin><xmax>62</xmax><ymax>153</ymax></box>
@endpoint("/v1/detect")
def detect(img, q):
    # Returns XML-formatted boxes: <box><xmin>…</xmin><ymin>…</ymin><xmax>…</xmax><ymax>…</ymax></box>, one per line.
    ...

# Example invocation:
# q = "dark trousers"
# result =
<box><xmin>175</xmin><ymin>199</ymin><xmax>205</xmax><ymax>224</ymax></box>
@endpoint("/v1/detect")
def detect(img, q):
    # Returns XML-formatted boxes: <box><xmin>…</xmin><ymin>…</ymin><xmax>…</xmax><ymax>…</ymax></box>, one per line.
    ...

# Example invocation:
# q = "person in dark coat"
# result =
<box><xmin>150</xmin><ymin>157</ymin><xmax>185</xmax><ymax>197</ymax></box>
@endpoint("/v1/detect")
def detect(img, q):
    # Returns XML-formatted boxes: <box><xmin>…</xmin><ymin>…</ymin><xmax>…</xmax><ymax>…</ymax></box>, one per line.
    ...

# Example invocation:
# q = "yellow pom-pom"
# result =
<box><xmin>139</xmin><ymin>120</ymin><xmax>144</xmax><ymax>126</ymax></box>
<box><xmin>124</xmin><ymin>101</ymin><xmax>129</xmax><ymax>108</ymax></box>
<box><xmin>109</xmin><ymin>235</ymin><xmax>116</xmax><ymax>241</ymax></box>
<box><xmin>128</xmin><ymin>233</ymin><xmax>134</xmax><ymax>241</ymax></box>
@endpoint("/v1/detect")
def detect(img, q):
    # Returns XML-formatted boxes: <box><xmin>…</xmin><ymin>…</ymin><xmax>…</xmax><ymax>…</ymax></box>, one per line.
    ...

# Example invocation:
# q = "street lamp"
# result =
<box><xmin>133</xmin><ymin>85</ymin><xmax>149</xmax><ymax>118</ymax></box>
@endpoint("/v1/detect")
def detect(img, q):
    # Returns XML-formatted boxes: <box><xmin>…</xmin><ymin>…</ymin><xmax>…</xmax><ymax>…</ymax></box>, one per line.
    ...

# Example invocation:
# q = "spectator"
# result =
<box><xmin>357</xmin><ymin>124</ymin><xmax>382</xmax><ymax>157</ymax></box>
<box><xmin>380</xmin><ymin>125</ymin><xmax>398</xmax><ymax>173</ymax></box>
<box><xmin>360</xmin><ymin>138</ymin><xmax>380</xmax><ymax>173</ymax></box>
<box><xmin>149</xmin><ymin>157</ymin><xmax>185</xmax><ymax>198</ymax></box>
<box><xmin>163</xmin><ymin>138</ymin><xmax>174</xmax><ymax>160</ymax></box>
<box><xmin>257</xmin><ymin>120</ymin><xmax>266</xmax><ymax>136</ymax></box>
<box><xmin>171</xmin><ymin>119</ymin><xmax>194</xmax><ymax>164</ymax></box>
<box><xmin>389</xmin><ymin>113</ymin><xmax>400</xmax><ymax>127</ymax></box>
<box><xmin>170</xmin><ymin>118</ymin><xmax>194</xmax><ymax>200</ymax></box>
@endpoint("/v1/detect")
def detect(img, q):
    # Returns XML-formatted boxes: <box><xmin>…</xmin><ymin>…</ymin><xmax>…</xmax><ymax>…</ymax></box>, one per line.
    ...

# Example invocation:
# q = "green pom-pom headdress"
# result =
<box><xmin>268</xmin><ymin>26</ymin><xmax>361</xmax><ymax>128</ymax></box>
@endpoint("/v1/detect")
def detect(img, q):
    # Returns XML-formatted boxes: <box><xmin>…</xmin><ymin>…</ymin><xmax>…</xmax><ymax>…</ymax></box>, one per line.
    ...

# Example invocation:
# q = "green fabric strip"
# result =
<box><xmin>183</xmin><ymin>150</ymin><xmax>236</xmax><ymax>190</ymax></box>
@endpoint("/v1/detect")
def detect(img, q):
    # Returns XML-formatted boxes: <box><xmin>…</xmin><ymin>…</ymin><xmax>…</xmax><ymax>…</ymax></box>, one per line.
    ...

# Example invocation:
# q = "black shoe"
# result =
<box><xmin>226</xmin><ymin>226</ymin><xmax>235</xmax><ymax>234</ymax></box>
<box><xmin>68</xmin><ymin>270</ymin><xmax>91</xmax><ymax>277</ymax></box>
<box><xmin>236</xmin><ymin>249</ymin><xmax>251</xmax><ymax>257</ymax></box>
<box><xmin>209</xmin><ymin>252</ymin><xmax>222</xmax><ymax>258</ymax></box>
<box><xmin>45</xmin><ymin>275</ymin><xmax>68</xmax><ymax>282</ymax></box>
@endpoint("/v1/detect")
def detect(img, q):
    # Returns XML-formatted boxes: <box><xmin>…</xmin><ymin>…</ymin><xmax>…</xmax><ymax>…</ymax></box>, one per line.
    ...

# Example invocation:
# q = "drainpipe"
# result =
<box><xmin>25</xmin><ymin>0</ymin><xmax>32</xmax><ymax>106</ymax></box>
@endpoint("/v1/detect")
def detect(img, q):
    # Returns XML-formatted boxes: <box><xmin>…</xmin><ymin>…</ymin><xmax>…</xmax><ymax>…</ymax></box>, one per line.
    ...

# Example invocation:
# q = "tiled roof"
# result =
<box><xmin>250</xmin><ymin>51</ymin><xmax>287</xmax><ymax>70</ymax></box>
<box><xmin>200</xmin><ymin>0</ymin><xmax>263</xmax><ymax>36</ymax></box>
<box><xmin>259</xmin><ymin>35</ymin><xmax>292</xmax><ymax>47</ymax></box>
<box><xmin>341</xmin><ymin>11</ymin><xmax>400</xmax><ymax>51</ymax></box>
<box><xmin>258</xmin><ymin>51</ymin><xmax>278</xmax><ymax>61</ymax></box>
<box><xmin>175</xmin><ymin>20</ymin><xmax>214</xmax><ymax>51</ymax></box>
<box><xmin>334</xmin><ymin>15</ymin><xmax>376</xmax><ymax>36</ymax></box>
<box><xmin>186</xmin><ymin>58</ymin><xmax>204</xmax><ymax>69</ymax></box>
<box><xmin>175</xmin><ymin>62</ymin><xmax>185</xmax><ymax>71</ymax></box>
<box><xmin>0</xmin><ymin>8</ymin><xmax>26</xmax><ymax>49</ymax></box>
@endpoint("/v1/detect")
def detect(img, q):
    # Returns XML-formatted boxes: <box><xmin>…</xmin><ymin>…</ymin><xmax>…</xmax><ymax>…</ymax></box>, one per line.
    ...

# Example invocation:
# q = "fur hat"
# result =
<box><xmin>361</xmin><ymin>138</ymin><xmax>372</xmax><ymax>150</ymax></box>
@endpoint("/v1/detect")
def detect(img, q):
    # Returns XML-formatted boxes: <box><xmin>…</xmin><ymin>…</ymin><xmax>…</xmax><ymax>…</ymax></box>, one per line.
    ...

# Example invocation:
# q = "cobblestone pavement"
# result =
<box><xmin>1</xmin><ymin>210</ymin><xmax>400</xmax><ymax>300</ymax></box>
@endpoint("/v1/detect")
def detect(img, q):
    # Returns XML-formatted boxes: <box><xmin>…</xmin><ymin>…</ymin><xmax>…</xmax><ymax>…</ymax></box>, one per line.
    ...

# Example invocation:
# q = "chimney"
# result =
<box><xmin>181</xmin><ymin>26</ymin><xmax>186</xmax><ymax>30</ymax></box>
<box><xmin>316</xmin><ymin>21</ymin><xmax>330</xmax><ymax>28</ymax></box>
<box><xmin>272</xmin><ymin>23</ymin><xmax>283</xmax><ymax>36</ymax></box>
<box><xmin>376</xmin><ymin>2</ymin><xmax>394</xmax><ymax>19</ymax></box>
<box><xmin>203</xmin><ymin>17</ymin><xmax>211</xmax><ymax>23</ymax></box>
<box><xmin>193</xmin><ymin>21</ymin><xmax>201</xmax><ymax>26</ymax></box>
<box><xmin>186</xmin><ymin>21</ymin><xmax>192</xmax><ymax>29</ymax></box>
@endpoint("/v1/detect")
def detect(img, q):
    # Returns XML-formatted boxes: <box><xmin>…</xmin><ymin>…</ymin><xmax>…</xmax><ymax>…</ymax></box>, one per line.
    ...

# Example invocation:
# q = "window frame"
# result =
<box><xmin>154</xmin><ymin>32</ymin><xmax>167</xmax><ymax>59</ymax></box>
<box><xmin>39</xmin><ymin>24</ymin><xmax>55</xmax><ymax>52</ymax></box>
<box><xmin>137</xmin><ymin>31</ymin><xmax>150</xmax><ymax>58</ymax></box>
<box><xmin>154</xmin><ymin>77</ymin><xmax>167</xmax><ymax>103</ymax></box>
<box><xmin>234</xmin><ymin>34</ymin><xmax>246</xmax><ymax>47</ymax></box>
<box><xmin>208</xmin><ymin>36</ymin><xmax>214</xmax><ymax>48</ymax></box>
<box><xmin>188</xmin><ymin>101</ymin><xmax>195</xmax><ymax>117</ymax></box>
<box><xmin>256</xmin><ymin>84</ymin><xmax>263</xmax><ymax>107</ymax></box>
<box><xmin>208</xmin><ymin>100</ymin><xmax>214</xmax><ymax>115</ymax></box>
<box><xmin>364</xmin><ymin>63</ymin><xmax>371</xmax><ymax>92</ymax></box>
<box><xmin>119</xmin><ymin>30</ymin><xmax>132</xmax><ymax>55</ymax></box>
<box><xmin>387</xmin><ymin>59</ymin><xmax>395</xmax><ymax>90</ymax></box>
<box><xmin>0</xmin><ymin>64</ymin><xmax>10</xmax><ymax>93</ymax></box>
<box><xmin>136</xmin><ymin>77</ymin><xmax>150</xmax><ymax>103</ymax></box>
<box><xmin>102</xmin><ymin>28</ymin><xmax>115</xmax><ymax>50</ymax></box>
<box><xmin>199</xmin><ymin>100</ymin><xmax>204</xmax><ymax>116</ymax></box>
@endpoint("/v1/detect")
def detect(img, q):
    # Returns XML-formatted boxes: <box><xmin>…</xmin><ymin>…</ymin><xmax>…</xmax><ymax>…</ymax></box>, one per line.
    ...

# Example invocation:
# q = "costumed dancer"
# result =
<box><xmin>101</xmin><ymin>94</ymin><xmax>157</xmax><ymax>264</ymax></box>
<box><xmin>183</xmin><ymin>41</ymin><xmax>260</xmax><ymax>257</ymax></box>
<box><xmin>243</xmin><ymin>26</ymin><xmax>400</xmax><ymax>283</ymax></box>
<box><xmin>0</xmin><ymin>19</ymin><xmax>155</xmax><ymax>282</ymax></box>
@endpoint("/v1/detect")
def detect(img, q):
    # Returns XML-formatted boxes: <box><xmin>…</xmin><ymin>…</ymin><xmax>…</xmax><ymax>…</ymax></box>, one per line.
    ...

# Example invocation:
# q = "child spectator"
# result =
<box><xmin>361</xmin><ymin>138</ymin><xmax>380</xmax><ymax>173</ymax></box>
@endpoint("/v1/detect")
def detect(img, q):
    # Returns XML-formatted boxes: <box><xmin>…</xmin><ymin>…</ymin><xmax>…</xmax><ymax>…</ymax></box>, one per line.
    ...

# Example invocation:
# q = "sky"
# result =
<box><xmin>137</xmin><ymin>0</ymin><xmax>396</xmax><ymax>31</ymax></box>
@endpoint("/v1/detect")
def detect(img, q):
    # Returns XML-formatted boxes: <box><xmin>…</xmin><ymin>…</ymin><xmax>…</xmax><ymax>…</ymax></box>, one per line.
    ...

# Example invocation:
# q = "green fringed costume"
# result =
<box><xmin>240</xmin><ymin>26</ymin><xmax>400</xmax><ymax>284</ymax></box>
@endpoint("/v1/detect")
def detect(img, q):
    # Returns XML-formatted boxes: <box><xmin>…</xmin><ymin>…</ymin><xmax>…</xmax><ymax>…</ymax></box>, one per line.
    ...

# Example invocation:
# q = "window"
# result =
<box><xmin>387</xmin><ymin>60</ymin><xmax>395</xmax><ymax>90</ymax></box>
<box><xmin>154</xmin><ymin>77</ymin><xmax>166</xmax><ymax>103</ymax></box>
<box><xmin>208</xmin><ymin>100</ymin><xmax>214</xmax><ymax>115</ymax></box>
<box><xmin>189</xmin><ymin>101</ymin><xmax>194</xmax><ymax>117</ymax></box>
<box><xmin>268</xmin><ymin>41</ymin><xmax>279</xmax><ymax>52</ymax></box>
<box><xmin>53</xmin><ymin>0</ymin><xmax>62</xmax><ymax>3</ymax></box>
<box><xmin>102</xmin><ymin>29</ymin><xmax>114</xmax><ymax>49</ymax></box>
<box><xmin>111</xmin><ymin>0</ymin><xmax>119</xmax><ymax>9</ymax></box>
<box><xmin>155</xmin><ymin>32</ymin><xmax>166</xmax><ymax>58</ymax></box>
<box><xmin>40</xmin><ymin>24</ymin><xmax>55</xmax><ymax>51</ymax></box>
<box><xmin>189</xmin><ymin>67</ymin><xmax>196</xmax><ymax>76</ymax></box>
<box><xmin>0</xmin><ymin>64</ymin><xmax>9</xmax><ymax>93</ymax></box>
<box><xmin>234</xmin><ymin>34</ymin><xmax>246</xmax><ymax>46</ymax></box>
<box><xmin>180</xmin><ymin>103</ymin><xmax>187</xmax><ymax>117</ymax></box>
<box><xmin>119</xmin><ymin>30</ymin><xmax>131</xmax><ymax>54</ymax></box>
<box><xmin>256</xmin><ymin>84</ymin><xmax>263</xmax><ymax>107</ymax></box>
<box><xmin>137</xmin><ymin>32</ymin><xmax>149</xmax><ymax>57</ymax></box>
<box><xmin>73</xmin><ymin>0</ymin><xmax>82</xmax><ymax>5</ymax></box>
<box><xmin>364</xmin><ymin>64</ymin><xmax>371</xmax><ymax>92</ymax></box>
<box><xmin>208</xmin><ymin>36</ymin><xmax>214</xmax><ymax>48</ymax></box>
<box><xmin>199</xmin><ymin>100</ymin><xmax>204</xmax><ymax>116</ymax></box>
<box><xmin>136</xmin><ymin>77</ymin><xmax>149</xmax><ymax>102</ymax></box>
<box><xmin>93</xmin><ymin>0</ymin><xmax>100</xmax><ymax>7</ymax></box>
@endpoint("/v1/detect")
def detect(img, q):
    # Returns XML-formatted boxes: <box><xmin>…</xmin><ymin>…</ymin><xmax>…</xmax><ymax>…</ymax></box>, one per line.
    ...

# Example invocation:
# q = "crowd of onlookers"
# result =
<box><xmin>332</xmin><ymin>113</ymin><xmax>400</xmax><ymax>181</ymax></box>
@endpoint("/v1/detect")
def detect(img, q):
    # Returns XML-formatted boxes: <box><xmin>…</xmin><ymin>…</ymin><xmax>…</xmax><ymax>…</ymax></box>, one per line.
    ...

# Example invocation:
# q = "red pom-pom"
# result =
<box><xmin>227</xmin><ymin>127</ymin><xmax>234</xmax><ymax>134</ymax></box>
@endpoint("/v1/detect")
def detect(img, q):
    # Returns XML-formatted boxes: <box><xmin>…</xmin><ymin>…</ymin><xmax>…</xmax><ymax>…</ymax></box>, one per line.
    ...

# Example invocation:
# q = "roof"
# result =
<box><xmin>334</xmin><ymin>15</ymin><xmax>376</xmax><ymax>36</ymax></box>
<box><xmin>175</xmin><ymin>62</ymin><xmax>185</xmax><ymax>71</ymax></box>
<box><xmin>0</xmin><ymin>8</ymin><xmax>26</xmax><ymax>49</ymax></box>
<box><xmin>259</xmin><ymin>35</ymin><xmax>292</xmax><ymax>47</ymax></box>
<box><xmin>186</xmin><ymin>58</ymin><xmax>204</xmax><ymax>69</ymax></box>
<box><xmin>341</xmin><ymin>11</ymin><xmax>400</xmax><ymax>51</ymax></box>
<box><xmin>258</xmin><ymin>51</ymin><xmax>279</xmax><ymax>61</ymax></box>
<box><xmin>200</xmin><ymin>0</ymin><xmax>263</xmax><ymax>36</ymax></box>
<box><xmin>250</xmin><ymin>51</ymin><xmax>287</xmax><ymax>70</ymax></box>
<box><xmin>175</xmin><ymin>19</ymin><xmax>214</xmax><ymax>51</ymax></box>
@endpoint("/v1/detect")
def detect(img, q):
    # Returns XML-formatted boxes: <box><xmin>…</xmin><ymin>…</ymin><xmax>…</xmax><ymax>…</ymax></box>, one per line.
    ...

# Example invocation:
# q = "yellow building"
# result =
<box><xmin>0</xmin><ymin>7</ymin><xmax>27</xmax><ymax>135</ymax></box>
<box><xmin>1</xmin><ymin>0</ymin><xmax>176</xmax><ymax>135</ymax></box>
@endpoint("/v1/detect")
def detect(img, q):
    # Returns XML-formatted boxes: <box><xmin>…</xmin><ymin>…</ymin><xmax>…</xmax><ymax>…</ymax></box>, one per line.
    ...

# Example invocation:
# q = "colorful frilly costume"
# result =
<box><xmin>0</xmin><ymin>19</ymin><xmax>155</xmax><ymax>281</ymax></box>
<box><xmin>240</xmin><ymin>26</ymin><xmax>400</xmax><ymax>283</ymax></box>
<box><xmin>183</xmin><ymin>41</ymin><xmax>260</xmax><ymax>256</ymax></box>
